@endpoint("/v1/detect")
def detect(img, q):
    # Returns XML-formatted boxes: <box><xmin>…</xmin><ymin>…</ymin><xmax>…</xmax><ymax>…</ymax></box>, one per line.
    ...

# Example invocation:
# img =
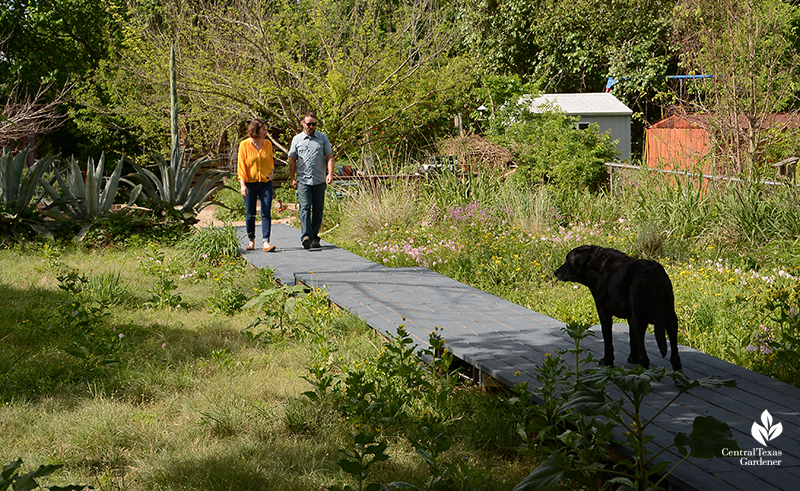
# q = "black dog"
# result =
<box><xmin>554</xmin><ymin>245</ymin><xmax>682</xmax><ymax>370</ymax></box>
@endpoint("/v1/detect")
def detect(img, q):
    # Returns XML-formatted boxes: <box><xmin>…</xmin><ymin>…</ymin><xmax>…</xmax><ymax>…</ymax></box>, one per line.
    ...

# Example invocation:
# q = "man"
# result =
<box><xmin>288</xmin><ymin>112</ymin><xmax>335</xmax><ymax>249</ymax></box>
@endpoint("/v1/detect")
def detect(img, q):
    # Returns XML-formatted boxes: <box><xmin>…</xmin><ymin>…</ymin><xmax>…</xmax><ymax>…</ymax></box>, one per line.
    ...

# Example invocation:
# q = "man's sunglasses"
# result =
<box><xmin>304</xmin><ymin>122</ymin><xmax>317</xmax><ymax>127</ymax></box>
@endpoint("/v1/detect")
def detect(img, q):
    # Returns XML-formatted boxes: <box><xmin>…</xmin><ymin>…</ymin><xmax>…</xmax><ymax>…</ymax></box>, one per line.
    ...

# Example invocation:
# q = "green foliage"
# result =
<box><xmin>488</xmin><ymin>105</ymin><xmax>617</xmax><ymax>191</ymax></box>
<box><xmin>243</xmin><ymin>284</ymin><xmax>309</xmax><ymax>336</ymax></box>
<box><xmin>759</xmin><ymin>284</ymin><xmax>800</xmax><ymax>385</ymax></box>
<box><xmin>207</xmin><ymin>263</ymin><xmax>248</xmax><ymax>316</ymax></box>
<box><xmin>0</xmin><ymin>147</ymin><xmax>57</xmax><ymax>218</ymax></box>
<box><xmin>138</xmin><ymin>246</ymin><xmax>184</xmax><ymax>308</ymax></box>
<box><xmin>178</xmin><ymin>225</ymin><xmax>241</xmax><ymax>266</ymax></box>
<box><xmin>212</xmin><ymin>180</ymin><xmax>246</xmax><ymax>223</ymax></box>
<box><xmin>50</xmin><ymin>268</ymin><xmax>121</xmax><ymax>379</ymax></box>
<box><xmin>129</xmin><ymin>149</ymin><xmax>229</xmax><ymax>216</ymax></box>
<box><xmin>463</xmin><ymin>0</ymin><xmax>677</xmax><ymax>97</ymax></box>
<box><xmin>80</xmin><ymin>208</ymin><xmax>191</xmax><ymax>247</ymax></box>
<box><xmin>39</xmin><ymin>153</ymin><xmax>141</xmax><ymax>222</ymax></box>
<box><xmin>674</xmin><ymin>0</ymin><xmax>800</xmax><ymax>176</ymax></box>
<box><xmin>0</xmin><ymin>458</ymin><xmax>88</xmax><ymax>491</ymax></box>
<box><xmin>513</xmin><ymin>326</ymin><xmax>738</xmax><ymax>491</ymax></box>
<box><xmin>101</xmin><ymin>0</ymin><xmax>474</xmax><ymax>157</ymax></box>
<box><xmin>89</xmin><ymin>270</ymin><xmax>130</xmax><ymax>306</ymax></box>
<box><xmin>127</xmin><ymin>49</ymin><xmax>231</xmax><ymax>216</ymax></box>
<box><xmin>328</xmin><ymin>430</ymin><xmax>391</xmax><ymax>491</ymax></box>
<box><xmin>301</xmin><ymin>325</ymin><xmax>489</xmax><ymax>490</ymax></box>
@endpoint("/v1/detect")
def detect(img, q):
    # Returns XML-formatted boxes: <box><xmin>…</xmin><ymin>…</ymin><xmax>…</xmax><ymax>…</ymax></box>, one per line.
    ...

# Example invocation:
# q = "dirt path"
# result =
<box><xmin>194</xmin><ymin>204</ymin><xmax>297</xmax><ymax>228</ymax></box>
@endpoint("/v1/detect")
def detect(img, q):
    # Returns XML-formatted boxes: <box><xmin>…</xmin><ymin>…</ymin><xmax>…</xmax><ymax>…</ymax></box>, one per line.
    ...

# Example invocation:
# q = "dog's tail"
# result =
<box><xmin>653</xmin><ymin>312</ymin><xmax>667</xmax><ymax>358</ymax></box>
<box><xmin>654</xmin><ymin>321</ymin><xmax>668</xmax><ymax>358</ymax></box>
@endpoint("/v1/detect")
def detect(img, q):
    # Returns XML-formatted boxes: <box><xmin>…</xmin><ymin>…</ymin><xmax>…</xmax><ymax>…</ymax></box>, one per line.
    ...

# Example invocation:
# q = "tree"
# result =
<box><xmin>94</xmin><ymin>0</ymin><xmax>475</xmax><ymax>161</ymax></box>
<box><xmin>1</xmin><ymin>84</ymin><xmax>68</xmax><ymax>148</ymax></box>
<box><xmin>0</xmin><ymin>0</ymin><xmax>129</xmax><ymax>155</ymax></box>
<box><xmin>673</xmin><ymin>0</ymin><xmax>800</xmax><ymax>177</ymax></box>
<box><xmin>463</xmin><ymin>0</ymin><xmax>678</xmax><ymax>100</ymax></box>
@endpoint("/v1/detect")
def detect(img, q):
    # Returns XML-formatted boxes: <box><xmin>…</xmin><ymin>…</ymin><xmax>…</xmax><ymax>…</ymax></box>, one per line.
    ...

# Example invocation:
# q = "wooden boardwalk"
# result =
<box><xmin>242</xmin><ymin>223</ymin><xmax>800</xmax><ymax>490</ymax></box>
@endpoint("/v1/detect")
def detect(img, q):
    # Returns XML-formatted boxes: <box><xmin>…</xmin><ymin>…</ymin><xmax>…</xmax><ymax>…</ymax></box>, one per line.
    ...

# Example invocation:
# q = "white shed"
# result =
<box><xmin>523</xmin><ymin>92</ymin><xmax>633</xmax><ymax>161</ymax></box>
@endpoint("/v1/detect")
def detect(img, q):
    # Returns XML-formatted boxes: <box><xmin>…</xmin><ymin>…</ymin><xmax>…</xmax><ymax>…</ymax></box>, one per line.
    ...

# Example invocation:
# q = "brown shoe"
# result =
<box><xmin>263</xmin><ymin>244</ymin><xmax>276</xmax><ymax>252</ymax></box>
<box><xmin>246</xmin><ymin>241</ymin><xmax>255</xmax><ymax>250</ymax></box>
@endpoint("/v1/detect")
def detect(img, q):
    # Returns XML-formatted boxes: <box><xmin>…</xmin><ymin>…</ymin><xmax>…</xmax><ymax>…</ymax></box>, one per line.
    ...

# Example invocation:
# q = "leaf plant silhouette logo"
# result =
<box><xmin>752</xmin><ymin>410</ymin><xmax>783</xmax><ymax>447</ymax></box>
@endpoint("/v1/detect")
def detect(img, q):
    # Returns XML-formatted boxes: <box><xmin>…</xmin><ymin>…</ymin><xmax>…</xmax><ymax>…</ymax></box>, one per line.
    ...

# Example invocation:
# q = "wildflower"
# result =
<box><xmin>119</xmin><ymin>333</ymin><xmax>125</xmax><ymax>339</ymax></box>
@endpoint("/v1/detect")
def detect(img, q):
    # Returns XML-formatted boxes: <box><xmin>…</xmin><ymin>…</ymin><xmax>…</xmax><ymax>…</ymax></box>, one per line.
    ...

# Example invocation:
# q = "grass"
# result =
<box><xmin>324</xmin><ymin>170</ymin><xmax>800</xmax><ymax>381</ymax></box>
<box><xmin>0</xmin><ymin>242</ymin><xmax>540</xmax><ymax>490</ymax></box>
<box><xmin>5</xmin><ymin>167</ymin><xmax>800</xmax><ymax>489</ymax></box>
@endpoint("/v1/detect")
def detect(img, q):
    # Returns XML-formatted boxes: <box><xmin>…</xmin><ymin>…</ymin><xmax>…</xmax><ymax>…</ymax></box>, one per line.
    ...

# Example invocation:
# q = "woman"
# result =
<box><xmin>238</xmin><ymin>118</ymin><xmax>276</xmax><ymax>252</ymax></box>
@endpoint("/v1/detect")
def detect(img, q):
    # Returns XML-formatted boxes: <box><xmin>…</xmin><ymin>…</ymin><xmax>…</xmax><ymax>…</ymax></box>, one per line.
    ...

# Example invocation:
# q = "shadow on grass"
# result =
<box><xmin>150</xmin><ymin>441</ymin><xmax>338</xmax><ymax>491</ymax></box>
<box><xmin>0</xmin><ymin>280</ymin><xmax>243</xmax><ymax>403</ymax></box>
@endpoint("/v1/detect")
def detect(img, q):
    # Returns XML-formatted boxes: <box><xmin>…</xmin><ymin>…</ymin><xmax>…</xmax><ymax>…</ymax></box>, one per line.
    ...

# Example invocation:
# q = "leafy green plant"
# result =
<box><xmin>139</xmin><ymin>246</ymin><xmax>184</xmax><ymax>309</ymax></box>
<box><xmin>207</xmin><ymin>274</ymin><xmax>247</xmax><ymax>315</ymax></box>
<box><xmin>301</xmin><ymin>362</ymin><xmax>339</xmax><ymax>402</ymax></box>
<box><xmin>1</xmin><ymin>458</ymin><xmax>89</xmax><ymax>491</ymax></box>
<box><xmin>486</xmin><ymin>101</ymin><xmax>617</xmax><ymax>191</ymax></box>
<box><xmin>0</xmin><ymin>147</ymin><xmax>58</xmax><ymax>237</ymax></box>
<box><xmin>515</xmin><ymin>361</ymin><xmax>738</xmax><ymax>491</ymax></box>
<box><xmin>762</xmin><ymin>284</ymin><xmax>800</xmax><ymax>385</ymax></box>
<box><xmin>51</xmin><ymin>268</ymin><xmax>120</xmax><ymax>379</ymax></box>
<box><xmin>328</xmin><ymin>429</ymin><xmax>390</xmax><ymax>491</ymax></box>
<box><xmin>0</xmin><ymin>147</ymin><xmax>55</xmax><ymax>215</ymax></box>
<box><xmin>129</xmin><ymin>149</ymin><xmax>229</xmax><ymax>216</ymax></box>
<box><xmin>39</xmin><ymin>153</ymin><xmax>141</xmax><ymax>224</ymax></box>
<box><xmin>212</xmin><ymin>180</ymin><xmax>246</xmax><ymax>223</ymax></box>
<box><xmin>244</xmin><ymin>284</ymin><xmax>309</xmax><ymax>334</ymax></box>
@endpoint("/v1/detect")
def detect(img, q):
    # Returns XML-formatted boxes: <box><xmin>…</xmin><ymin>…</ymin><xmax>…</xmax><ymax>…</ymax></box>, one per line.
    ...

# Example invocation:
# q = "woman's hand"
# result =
<box><xmin>240</xmin><ymin>180</ymin><xmax>248</xmax><ymax>197</ymax></box>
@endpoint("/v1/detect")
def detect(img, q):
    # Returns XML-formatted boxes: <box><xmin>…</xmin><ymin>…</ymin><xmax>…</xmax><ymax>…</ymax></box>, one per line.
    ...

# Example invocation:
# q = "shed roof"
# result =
<box><xmin>649</xmin><ymin>112</ymin><xmax>800</xmax><ymax>130</ymax></box>
<box><xmin>524</xmin><ymin>92</ymin><xmax>633</xmax><ymax>116</ymax></box>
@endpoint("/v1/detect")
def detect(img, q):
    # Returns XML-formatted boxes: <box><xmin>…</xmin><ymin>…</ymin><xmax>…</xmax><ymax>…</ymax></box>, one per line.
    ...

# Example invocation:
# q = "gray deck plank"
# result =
<box><xmin>241</xmin><ymin>224</ymin><xmax>800</xmax><ymax>490</ymax></box>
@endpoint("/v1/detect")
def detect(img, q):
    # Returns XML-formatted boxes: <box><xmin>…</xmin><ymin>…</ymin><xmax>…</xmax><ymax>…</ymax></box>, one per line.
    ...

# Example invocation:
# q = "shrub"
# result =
<box><xmin>487</xmin><ymin>101</ymin><xmax>617</xmax><ymax>191</ymax></box>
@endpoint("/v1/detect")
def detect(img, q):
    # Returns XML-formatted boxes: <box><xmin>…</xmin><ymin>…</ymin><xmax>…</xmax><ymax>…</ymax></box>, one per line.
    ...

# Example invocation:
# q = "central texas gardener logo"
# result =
<box><xmin>751</xmin><ymin>410</ymin><xmax>783</xmax><ymax>446</ymax></box>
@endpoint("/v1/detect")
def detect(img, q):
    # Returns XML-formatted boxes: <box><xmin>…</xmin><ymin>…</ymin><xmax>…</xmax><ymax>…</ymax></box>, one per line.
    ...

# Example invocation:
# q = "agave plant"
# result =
<box><xmin>39</xmin><ymin>153</ymin><xmax>142</xmax><ymax>222</ymax></box>
<box><xmin>129</xmin><ymin>45</ymin><xmax>231</xmax><ymax>216</ymax></box>
<box><xmin>129</xmin><ymin>149</ymin><xmax>230</xmax><ymax>216</ymax></box>
<box><xmin>0</xmin><ymin>146</ymin><xmax>57</xmax><ymax>219</ymax></box>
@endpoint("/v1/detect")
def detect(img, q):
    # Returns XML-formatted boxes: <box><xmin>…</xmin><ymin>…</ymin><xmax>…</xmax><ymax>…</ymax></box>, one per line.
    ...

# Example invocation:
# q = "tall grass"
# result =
<box><xmin>339</xmin><ymin>179</ymin><xmax>420</xmax><ymax>240</ymax></box>
<box><xmin>178</xmin><ymin>224</ymin><xmax>242</xmax><ymax>264</ymax></box>
<box><xmin>325</xmin><ymin>168</ymin><xmax>800</xmax><ymax>381</ymax></box>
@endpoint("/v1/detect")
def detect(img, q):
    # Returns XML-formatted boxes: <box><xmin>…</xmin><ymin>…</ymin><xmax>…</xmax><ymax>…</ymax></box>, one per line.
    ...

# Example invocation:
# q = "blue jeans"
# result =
<box><xmin>243</xmin><ymin>181</ymin><xmax>273</xmax><ymax>242</ymax></box>
<box><xmin>297</xmin><ymin>182</ymin><xmax>326</xmax><ymax>242</ymax></box>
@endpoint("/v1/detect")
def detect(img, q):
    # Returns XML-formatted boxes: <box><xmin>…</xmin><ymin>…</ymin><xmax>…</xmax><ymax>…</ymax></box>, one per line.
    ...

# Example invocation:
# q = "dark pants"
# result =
<box><xmin>243</xmin><ymin>181</ymin><xmax>273</xmax><ymax>242</ymax></box>
<box><xmin>297</xmin><ymin>182</ymin><xmax>326</xmax><ymax>242</ymax></box>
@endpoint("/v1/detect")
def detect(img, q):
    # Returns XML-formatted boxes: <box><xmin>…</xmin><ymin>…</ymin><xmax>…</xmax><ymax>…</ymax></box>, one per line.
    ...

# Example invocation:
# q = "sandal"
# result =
<box><xmin>263</xmin><ymin>244</ymin><xmax>276</xmax><ymax>252</ymax></box>
<box><xmin>246</xmin><ymin>241</ymin><xmax>255</xmax><ymax>250</ymax></box>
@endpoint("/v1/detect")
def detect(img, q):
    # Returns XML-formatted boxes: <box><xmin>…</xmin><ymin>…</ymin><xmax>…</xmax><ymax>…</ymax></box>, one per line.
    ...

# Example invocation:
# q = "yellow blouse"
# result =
<box><xmin>237</xmin><ymin>138</ymin><xmax>274</xmax><ymax>183</ymax></box>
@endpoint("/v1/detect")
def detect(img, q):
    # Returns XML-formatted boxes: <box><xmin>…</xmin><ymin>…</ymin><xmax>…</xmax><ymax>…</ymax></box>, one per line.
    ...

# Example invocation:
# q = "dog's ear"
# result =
<box><xmin>571</xmin><ymin>245</ymin><xmax>593</xmax><ymax>269</ymax></box>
